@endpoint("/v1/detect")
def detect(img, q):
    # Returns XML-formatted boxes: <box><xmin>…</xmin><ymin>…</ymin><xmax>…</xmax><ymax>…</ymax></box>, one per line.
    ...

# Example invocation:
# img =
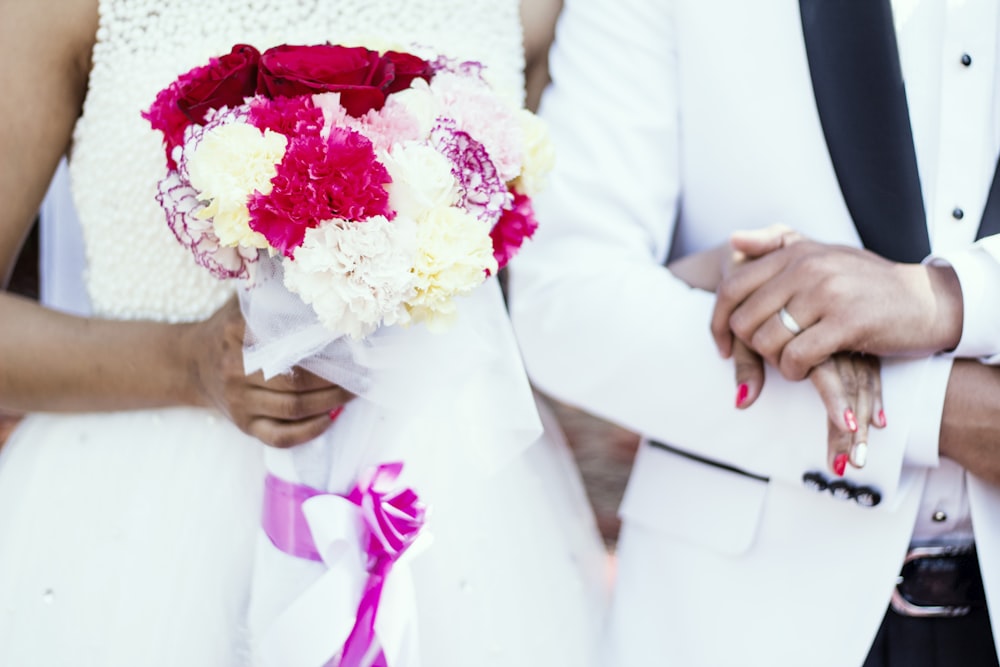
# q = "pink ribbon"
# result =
<box><xmin>262</xmin><ymin>463</ymin><xmax>426</xmax><ymax>667</ymax></box>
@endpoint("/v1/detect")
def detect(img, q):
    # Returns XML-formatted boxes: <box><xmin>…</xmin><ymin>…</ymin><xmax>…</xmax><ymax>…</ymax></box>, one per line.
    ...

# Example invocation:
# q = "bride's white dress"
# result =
<box><xmin>0</xmin><ymin>1</ymin><xmax>606</xmax><ymax>666</ymax></box>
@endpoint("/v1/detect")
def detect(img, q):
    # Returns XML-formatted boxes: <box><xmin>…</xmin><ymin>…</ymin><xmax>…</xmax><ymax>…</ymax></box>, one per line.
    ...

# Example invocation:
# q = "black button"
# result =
<box><xmin>953</xmin><ymin>207</ymin><xmax>965</xmax><ymax>220</ymax></box>
<box><xmin>828</xmin><ymin>480</ymin><xmax>855</xmax><ymax>501</ymax></box>
<box><xmin>855</xmin><ymin>487</ymin><xmax>882</xmax><ymax>508</ymax></box>
<box><xmin>961</xmin><ymin>53</ymin><xmax>973</xmax><ymax>67</ymax></box>
<box><xmin>802</xmin><ymin>472</ymin><xmax>828</xmax><ymax>492</ymax></box>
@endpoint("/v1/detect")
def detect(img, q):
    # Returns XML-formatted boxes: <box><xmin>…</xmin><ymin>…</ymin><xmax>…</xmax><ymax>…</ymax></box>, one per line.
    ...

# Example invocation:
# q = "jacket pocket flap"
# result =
<box><xmin>619</xmin><ymin>443</ymin><xmax>768</xmax><ymax>556</ymax></box>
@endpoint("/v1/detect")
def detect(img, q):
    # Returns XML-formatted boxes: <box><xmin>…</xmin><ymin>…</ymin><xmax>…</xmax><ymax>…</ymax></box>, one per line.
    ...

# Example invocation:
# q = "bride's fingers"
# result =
<box><xmin>732</xmin><ymin>339</ymin><xmax>765</xmax><ymax>409</ymax></box>
<box><xmin>729</xmin><ymin>224</ymin><xmax>802</xmax><ymax>259</ymax></box>
<box><xmin>808</xmin><ymin>360</ymin><xmax>854</xmax><ymax>477</ymax></box>
<box><xmin>846</xmin><ymin>355</ymin><xmax>882</xmax><ymax>469</ymax></box>
<box><xmin>246</xmin><ymin>385</ymin><xmax>353</xmax><ymax>422</ymax></box>
<box><xmin>248</xmin><ymin>413</ymin><xmax>337</xmax><ymax>449</ymax></box>
<box><xmin>871</xmin><ymin>361</ymin><xmax>887</xmax><ymax>430</ymax></box>
<box><xmin>826</xmin><ymin>417</ymin><xmax>853</xmax><ymax>478</ymax></box>
<box><xmin>246</xmin><ymin>366</ymin><xmax>337</xmax><ymax>392</ymax></box>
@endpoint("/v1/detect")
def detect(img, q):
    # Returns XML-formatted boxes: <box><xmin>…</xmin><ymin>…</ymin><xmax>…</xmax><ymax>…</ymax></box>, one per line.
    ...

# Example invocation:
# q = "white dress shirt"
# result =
<box><xmin>894</xmin><ymin>0</ymin><xmax>1000</xmax><ymax>543</ymax></box>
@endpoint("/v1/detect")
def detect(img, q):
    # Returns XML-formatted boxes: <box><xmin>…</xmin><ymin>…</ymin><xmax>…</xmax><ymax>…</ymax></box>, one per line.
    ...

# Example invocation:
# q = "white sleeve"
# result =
<box><xmin>931</xmin><ymin>235</ymin><xmax>1000</xmax><ymax>364</ymax></box>
<box><xmin>507</xmin><ymin>0</ymin><xmax>927</xmax><ymax>499</ymax></box>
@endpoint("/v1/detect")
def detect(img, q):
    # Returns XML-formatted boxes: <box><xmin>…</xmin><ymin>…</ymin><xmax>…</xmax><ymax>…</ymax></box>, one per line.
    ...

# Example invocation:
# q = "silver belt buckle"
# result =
<box><xmin>890</xmin><ymin>544</ymin><xmax>976</xmax><ymax>618</ymax></box>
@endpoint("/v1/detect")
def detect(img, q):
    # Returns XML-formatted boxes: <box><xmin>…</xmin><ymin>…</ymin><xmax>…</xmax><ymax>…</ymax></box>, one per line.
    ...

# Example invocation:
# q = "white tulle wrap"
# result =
<box><xmin>240</xmin><ymin>256</ymin><xmax>542</xmax><ymax>667</ymax></box>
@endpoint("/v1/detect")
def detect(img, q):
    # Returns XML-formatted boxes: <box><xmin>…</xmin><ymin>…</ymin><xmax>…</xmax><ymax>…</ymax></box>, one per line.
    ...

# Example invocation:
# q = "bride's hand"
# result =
<box><xmin>727</xmin><ymin>228</ymin><xmax>886</xmax><ymax>476</ymax></box>
<box><xmin>809</xmin><ymin>354</ymin><xmax>885</xmax><ymax>476</ymax></box>
<box><xmin>183</xmin><ymin>298</ymin><xmax>354</xmax><ymax>448</ymax></box>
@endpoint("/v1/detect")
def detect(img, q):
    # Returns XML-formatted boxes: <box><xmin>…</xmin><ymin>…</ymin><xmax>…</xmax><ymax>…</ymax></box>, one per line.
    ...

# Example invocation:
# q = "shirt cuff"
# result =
<box><xmin>904</xmin><ymin>355</ymin><xmax>954</xmax><ymax>469</ymax></box>
<box><xmin>927</xmin><ymin>246</ymin><xmax>1000</xmax><ymax>364</ymax></box>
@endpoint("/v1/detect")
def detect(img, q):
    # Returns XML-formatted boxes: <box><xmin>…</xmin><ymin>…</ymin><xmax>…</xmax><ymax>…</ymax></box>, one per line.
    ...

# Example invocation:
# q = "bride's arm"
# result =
<box><xmin>521</xmin><ymin>0</ymin><xmax>562</xmax><ymax>112</ymax></box>
<box><xmin>0</xmin><ymin>0</ymin><xmax>349</xmax><ymax>447</ymax></box>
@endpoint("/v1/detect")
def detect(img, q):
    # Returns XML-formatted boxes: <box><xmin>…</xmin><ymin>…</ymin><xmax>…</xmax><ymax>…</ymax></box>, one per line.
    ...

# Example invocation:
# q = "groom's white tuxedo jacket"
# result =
<box><xmin>510</xmin><ymin>0</ymin><xmax>1000</xmax><ymax>665</ymax></box>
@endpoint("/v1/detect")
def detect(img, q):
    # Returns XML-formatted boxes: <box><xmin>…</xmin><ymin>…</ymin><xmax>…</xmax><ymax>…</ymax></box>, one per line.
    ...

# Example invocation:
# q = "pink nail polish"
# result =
<box><xmin>844</xmin><ymin>409</ymin><xmax>858</xmax><ymax>433</ymax></box>
<box><xmin>736</xmin><ymin>383</ymin><xmax>749</xmax><ymax>407</ymax></box>
<box><xmin>833</xmin><ymin>453</ymin><xmax>848</xmax><ymax>477</ymax></box>
<box><xmin>878</xmin><ymin>410</ymin><xmax>887</xmax><ymax>428</ymax></box>
<box><xmin>329</xmin><ymin>406</ymin><xmax>344</xmax><ymax>421</ymax></box>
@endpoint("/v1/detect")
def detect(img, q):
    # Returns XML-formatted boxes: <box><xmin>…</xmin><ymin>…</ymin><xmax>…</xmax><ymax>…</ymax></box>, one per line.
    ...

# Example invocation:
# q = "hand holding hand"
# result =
<box><xmin>711</xmin><ymin>238</ymin><xmax>964</xmax><ymax>381</ymax></box>
<box><xmin>182</xmin><ymin>298</ymin><xmax>353</xmax><ymax>448</ymax></box>
<box><xmin>724</xmin><ymin>227</ymin><xmax>886</xmax><ymax>477</ymax></box>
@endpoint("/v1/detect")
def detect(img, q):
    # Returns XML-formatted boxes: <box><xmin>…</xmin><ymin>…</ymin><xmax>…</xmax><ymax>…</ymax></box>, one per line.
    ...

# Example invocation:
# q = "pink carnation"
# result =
<box><xmin>248</xmin><ymin>127</ymin><xmax>393</xmax><ymax>257</ymax></box>
<box><xmin>248</xmin><ymin>94</ymin><xmax>325</xmax><ymax>137</ymax></box>
<box><xmin>431</xmin><ymin>121</ymin><xmax>510</xmax><ymax>226</ymax></box>
<box><xmin>315</xmin><ymin>94</ymin><xmax>423</xmax><ymax>153</ymax></box>
<box><xmin>490</xmin><ymin>191</ymin><xmax>538</xmax><ymax>270</ymax></box>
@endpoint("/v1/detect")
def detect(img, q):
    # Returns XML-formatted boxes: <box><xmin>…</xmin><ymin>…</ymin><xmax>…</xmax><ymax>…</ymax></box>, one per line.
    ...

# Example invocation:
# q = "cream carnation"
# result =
<box><xmin>187</xmin><ymin>122</ymin><xmax>286</xmax><ymax>249</ymax></box>
<box><xmin>383</xmin><ymin>143</ymin><xmax>461</xmax><ymax>219</ymax></box>
<box><xmin>511</xmin><ymin>110</ymin><xmax>555</xmax><ymax>196</ymax></box>
<box><xmin>406</xmin><ymin>206</ymin><xmax>496</xmax><ymax>329</ymax></box>
<box><xmin>282</xmin><ymin>216</ymin><xmax>418</xmax><ymax>339</ymax></box>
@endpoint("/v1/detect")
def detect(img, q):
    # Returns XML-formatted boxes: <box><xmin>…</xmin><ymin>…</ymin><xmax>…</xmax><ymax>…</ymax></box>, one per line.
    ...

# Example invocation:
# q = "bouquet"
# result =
<box><xmin>145</xmin><ymin>42</ymin><xmax>551</xmax><ymax>667</ymax></box>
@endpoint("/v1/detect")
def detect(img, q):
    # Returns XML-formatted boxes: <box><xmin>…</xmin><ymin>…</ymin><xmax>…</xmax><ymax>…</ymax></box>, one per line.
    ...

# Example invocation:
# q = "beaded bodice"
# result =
<box><xmin>70</xmin><ymin>0</ymin><xmax>525</xmax><ymax>322</ymax></box>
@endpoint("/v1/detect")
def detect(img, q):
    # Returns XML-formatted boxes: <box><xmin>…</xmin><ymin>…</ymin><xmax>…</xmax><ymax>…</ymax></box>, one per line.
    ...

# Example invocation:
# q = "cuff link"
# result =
<box><xmin>801</xmin><ymin>471</ymin><xmax>881</xmax><ymax>507</ymax></box>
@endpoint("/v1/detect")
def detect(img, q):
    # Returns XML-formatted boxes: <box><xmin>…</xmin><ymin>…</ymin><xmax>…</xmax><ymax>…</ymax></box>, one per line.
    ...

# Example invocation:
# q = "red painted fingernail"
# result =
<box><xmin>329</xmin><ymin>406</ymin><xmax>344</xmax><ymax>421</ymax></box>
<box><xmin>736</xmin><ymin>383</ymin><xmax>749</xmax><ymax>407</ymax></box>
<box><xmin>833</xmin><ymin>453</ymin><xmax>849</xmax><ymax>477</ymax></box>
<box><xmin>878</xmin><ymin>410</ymin><xmax>887</xmax><ymax>428</ymax></box>
<box><xmin>844</xmin><ymin>409</ymin><xmax>858</xmax><ymax>433</ymax></box>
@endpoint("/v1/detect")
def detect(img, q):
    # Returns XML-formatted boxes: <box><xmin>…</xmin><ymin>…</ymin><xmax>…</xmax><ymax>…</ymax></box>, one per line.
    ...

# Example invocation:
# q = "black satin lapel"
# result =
<box><xmin>799</xmin><ymin>0</ymin><xmax>929</xmax><ymax>262</ymax></box>
<box><xmin>977</xmin><ymin>159</ymin><xmax>1000</xmax><ymax>240</ymax></box>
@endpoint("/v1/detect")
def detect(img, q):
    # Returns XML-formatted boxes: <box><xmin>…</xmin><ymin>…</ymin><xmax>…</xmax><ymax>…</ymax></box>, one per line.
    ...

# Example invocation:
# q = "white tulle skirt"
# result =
<box><xmin>0</xmin><ymin>400</ymin><xmax>605</xmax><ymax>667</ymax></box>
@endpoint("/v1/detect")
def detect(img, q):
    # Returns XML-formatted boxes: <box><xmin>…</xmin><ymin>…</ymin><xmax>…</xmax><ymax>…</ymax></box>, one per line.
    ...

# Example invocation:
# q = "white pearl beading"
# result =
<box><xmin>70</xmin><ymin>0</ymin><xmax>525</xmax><ymax>323</ymax></box>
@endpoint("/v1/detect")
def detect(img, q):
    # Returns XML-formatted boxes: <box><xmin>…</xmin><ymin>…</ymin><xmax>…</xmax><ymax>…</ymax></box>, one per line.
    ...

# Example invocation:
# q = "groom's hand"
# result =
<box><xmin>184</xmin><ymin>298</ymin><xmax>354</xmax><ymax>448</ymax></box>
<box><xmin>710</xmin><ymin>240</ymin><xmax>964</xmax><ymax>381</ymax></box>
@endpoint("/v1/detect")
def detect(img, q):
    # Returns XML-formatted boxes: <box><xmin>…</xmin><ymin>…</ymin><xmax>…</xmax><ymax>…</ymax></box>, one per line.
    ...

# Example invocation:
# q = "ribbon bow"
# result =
<box><xmin>261</xmin><ymin>463</ymin><xmax>426</xmax><ymax>667</ymax></box>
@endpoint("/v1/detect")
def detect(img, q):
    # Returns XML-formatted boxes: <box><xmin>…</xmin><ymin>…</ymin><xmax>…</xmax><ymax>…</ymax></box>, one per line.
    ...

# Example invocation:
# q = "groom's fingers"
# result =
<box><xmin>711</xmin><ymin>245</ymin><xmax>805</xmax><ymax>356</ymax></box>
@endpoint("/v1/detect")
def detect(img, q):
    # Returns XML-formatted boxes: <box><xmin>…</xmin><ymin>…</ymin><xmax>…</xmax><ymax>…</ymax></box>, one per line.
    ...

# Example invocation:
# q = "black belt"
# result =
<box><xmin>891</xmin><ymin>544</ymin><xmax>986</xmax><ymax>618</ymax></box>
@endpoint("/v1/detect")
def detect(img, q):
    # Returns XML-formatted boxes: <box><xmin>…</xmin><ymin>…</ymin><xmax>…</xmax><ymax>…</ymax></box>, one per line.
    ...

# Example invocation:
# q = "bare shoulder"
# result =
<box><xmin>0</xmin><ymin>0</ymin><xmax>98</xmax><ymax>71</ymax></box>
<box><xmin>0</xmin><ymin>0</ymin><xmax>98</xmax><ymax>283</ymax></box>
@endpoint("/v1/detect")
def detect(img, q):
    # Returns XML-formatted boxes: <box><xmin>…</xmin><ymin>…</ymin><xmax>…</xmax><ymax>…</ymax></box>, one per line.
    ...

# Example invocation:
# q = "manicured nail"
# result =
<box><xmin>329</xmin><ymin>406</ymin><xmax>344</xmax><ymax>421</ymax></box>
<box><xmin>850</xmin><ymin>442</ymin><xmax>868</xmax><ymax>468</ymax></box>
<box><xmin>878</xmin><ymin>410</ymin><xmax>887</xmax><ymax>428</ymax></box>
<box><xmin>844</xmin><ymin>409</ymin><xmax>858</xmax><ymax>433</ymax></box>
<box><xmin>736</xmin><ymin>383</ymin><xmax>749</xmax><ymax>407</ymax></box>
<box><xmin>833</xmin><ymin>453</ymin><xmax>849</xmax><ymax>477</ymax></box>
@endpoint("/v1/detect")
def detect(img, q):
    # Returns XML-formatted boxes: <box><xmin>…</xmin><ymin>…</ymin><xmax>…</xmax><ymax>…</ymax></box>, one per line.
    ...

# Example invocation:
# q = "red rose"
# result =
<box><xmin>380</xmin><ymin>51</ymin><xmax>435</xmax><ymax>95</ymax></box>
<box><xmin>176</xmin><ymin>44</ymin><xmax>261</xmax><ymax>124</ymax></box>
<box><xmin>143</xmin><ymin>44</ymin><xmax>260</xmax><ymax>168</ymax></box>
<box><xmin>258</xmin><ymin>44</ymin><xmax>433</xmax><ymax>117</ymax></box>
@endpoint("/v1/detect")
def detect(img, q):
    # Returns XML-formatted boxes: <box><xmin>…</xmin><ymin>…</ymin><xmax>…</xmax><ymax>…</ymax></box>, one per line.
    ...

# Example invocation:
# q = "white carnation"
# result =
<box><xmin>283</xmin><ymin>216</ymin><xmax>418</xmax><ymax>339</ymax></box>
<box><xmin>382</xmin><ymin>143</ymin><xmax>461</xmax><ymax>219</ymax></box>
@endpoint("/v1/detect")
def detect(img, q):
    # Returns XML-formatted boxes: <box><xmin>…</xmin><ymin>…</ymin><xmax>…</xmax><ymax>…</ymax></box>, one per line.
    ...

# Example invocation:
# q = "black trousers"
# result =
<box><xmin>863</xmin><ymin>607</ymin><xmax>1000</xmax><ymax>667</ymax></box>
